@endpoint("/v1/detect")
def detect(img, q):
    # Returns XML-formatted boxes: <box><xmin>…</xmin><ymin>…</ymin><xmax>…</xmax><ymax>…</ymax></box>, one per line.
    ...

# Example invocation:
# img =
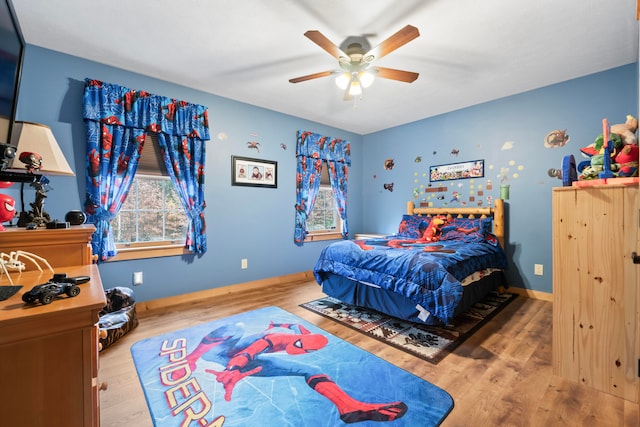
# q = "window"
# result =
<box><xmin>112</xmin><ymin>175</ymin><xmax>187</xmax><ymax>243</ymax></box>
<box><xmin>305</xmin><ymin>164</ymin><xmax>343</xmax><ymax>242</ymax></box>
<box><xmin>108</xmin><ymin>135</ymin><xmax>190</xmax><ymax>261</ymax></box>
<box><xmin>307</xmin><ymin>186</ymin><xmax>340</xmax><ymax>233</ymax></box>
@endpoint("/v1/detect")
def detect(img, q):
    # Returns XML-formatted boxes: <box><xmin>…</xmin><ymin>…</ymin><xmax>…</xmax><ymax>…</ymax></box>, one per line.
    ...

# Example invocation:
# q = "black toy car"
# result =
<box><xmin>22</xmin><ymin>281</ymin><xmax>81</xmax><ymax>305</ymax></box>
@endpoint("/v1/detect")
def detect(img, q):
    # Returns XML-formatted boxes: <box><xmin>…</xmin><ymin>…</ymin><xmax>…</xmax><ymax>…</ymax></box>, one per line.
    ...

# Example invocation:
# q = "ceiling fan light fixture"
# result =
<box><xmin>348</xmin><ymin>79</ymin><xmax>362</xmax><ymax>96</ymax></box>
<box><xmin>335</xmin><ymin>72</ymin><xmax>351</xmax><ymax>90</ymax></box>
<box><xmin>359</xmin><ymin>71</ymin><xmax>375</xmax><ymax>88</ymax></box>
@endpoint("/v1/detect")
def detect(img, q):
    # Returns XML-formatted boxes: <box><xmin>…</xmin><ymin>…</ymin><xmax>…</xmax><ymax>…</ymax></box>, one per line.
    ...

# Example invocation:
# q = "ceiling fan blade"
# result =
<box><xmin>364</xmin><ymin>25</ymin><xmax>420</xmax><ymax>61</ymax></box>
<box><xmin>304</xmin><ymin>30</ymin><xmax>349</xmax><ymax>62</ymax></box>
<box><xmin>289</xmin><ymin>70</ymin><xmax>334</xmax><ymax>84</ymax></box>
<box><xmin>373</xmin><ymin>66</ymin><xmax>419</xmax><ymax>83</ymax></box>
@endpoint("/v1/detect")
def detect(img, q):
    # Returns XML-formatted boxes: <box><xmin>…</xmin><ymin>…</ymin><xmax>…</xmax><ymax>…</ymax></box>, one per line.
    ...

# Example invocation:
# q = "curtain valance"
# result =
<box><xmin>296</xmin><ymin>130</ymin><xmax>351</xmax><ymax>164</ymax></box>
<box><xmin>83</xmin><ymin>78</ymin><xmax>210</xmax><ymax>140</ymax></box>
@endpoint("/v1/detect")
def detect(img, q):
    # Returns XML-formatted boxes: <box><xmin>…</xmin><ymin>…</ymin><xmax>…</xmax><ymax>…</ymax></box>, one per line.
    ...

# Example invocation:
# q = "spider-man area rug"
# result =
<box><xmin>300</xmin><ymin>291</ymin><xmax>517</xmax><ymax>365</ymax></box>
<box><xmin>131</xmin><ymin>306</ymin><xmax>453</xmax><ymax>427</ymax></box>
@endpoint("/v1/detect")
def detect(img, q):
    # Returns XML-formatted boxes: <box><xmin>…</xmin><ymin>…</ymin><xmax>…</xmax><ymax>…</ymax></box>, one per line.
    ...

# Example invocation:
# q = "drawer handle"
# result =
<box><xmin>633</xmin><ymin>252</ymin><xmax>640</xmax><ymax>264</ymax></box>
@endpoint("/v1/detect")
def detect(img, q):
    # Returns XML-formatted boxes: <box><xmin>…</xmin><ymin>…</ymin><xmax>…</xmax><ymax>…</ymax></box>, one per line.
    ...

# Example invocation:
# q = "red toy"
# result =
<box><xmin>614</xmin><ymin>143</ymin><xmax>639</xmax><ymax>177</ymax></box>
<box><xmin>421</xmin><ymin>216</ymin><xmax>446</xmax><ymax>242</ymax></box>
<box><xmin>0</xmin><ymin>193</ymin><xmax>16</xmax><ymax>231</ymax></box>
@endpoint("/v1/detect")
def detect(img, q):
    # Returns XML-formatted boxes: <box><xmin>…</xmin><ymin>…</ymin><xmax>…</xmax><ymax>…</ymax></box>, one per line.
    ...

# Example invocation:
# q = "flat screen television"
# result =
<box><xmin>0</xmin><ymin>0</ymin><xmax>24</xmax><ymax>146</ymax></box>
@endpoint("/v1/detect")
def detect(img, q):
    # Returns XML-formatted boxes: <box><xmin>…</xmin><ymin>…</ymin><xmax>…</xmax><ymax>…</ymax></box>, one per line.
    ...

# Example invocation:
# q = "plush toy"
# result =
<box><xmin>611</xmin><ymin>115</ymin><xmax>638</xmax><ymax>146</ymax></box>
<box><xmin>580</xmin><ymin>115</ymin><xmax>637</xmax><ymax>157</ymax></box>
<box><xmin>612</xmin><ymin>143</ymin><xmax>639</xmax><ymax>177</ymax></box>
<box><xmin>577</xmin><ymin>154</ymin><xmax>605</xmax><ymax>180</ymax></box>
<box><xmin>578</xmin><ymin>142</ymin><xmax>639</xmax><ymax>180</ymax></box>
<box><xmin>578</xmin><ymin>115</ymin><xmax>639</xmax><ymax>180</ymax></box>
<box><xmin>580</xmin><ymin>132</ymin><xmax>622</xmax><ymax>157</ymax></box>
<box><xmin>421</xmin><ymin>216</ymin><xmax>446</xmax><ymax>242</ymax></box>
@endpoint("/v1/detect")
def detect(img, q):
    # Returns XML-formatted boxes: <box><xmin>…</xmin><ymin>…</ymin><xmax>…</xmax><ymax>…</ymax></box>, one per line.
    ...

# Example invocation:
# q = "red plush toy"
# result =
<box><xmin>613</xmin><ymin>143</ymin><xmax>639</xmax><ymax>177</ymax></box>
<box><xmin>421</xmin><ymin>216</ymin><xmax>447</xmax><ymax>242</ymax></box>
<box><xmin>0</xmin><ymin>193</ymin><xmax>16</xmax><ymax>231</ymax></box>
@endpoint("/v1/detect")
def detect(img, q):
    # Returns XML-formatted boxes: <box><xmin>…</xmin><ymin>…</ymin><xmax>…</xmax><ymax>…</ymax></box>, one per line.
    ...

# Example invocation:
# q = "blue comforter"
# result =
<box><xmin>313</xmin><ymin>237</ymin><xmax>508</xmax><ymax>324</ymax></box>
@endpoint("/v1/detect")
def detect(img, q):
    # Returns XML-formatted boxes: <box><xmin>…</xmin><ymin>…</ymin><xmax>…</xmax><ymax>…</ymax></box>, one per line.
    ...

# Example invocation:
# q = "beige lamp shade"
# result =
<box><xmin>7</xmin><ymin>121</ymin><xmax>75</xmax><ymax>176</ymax></box>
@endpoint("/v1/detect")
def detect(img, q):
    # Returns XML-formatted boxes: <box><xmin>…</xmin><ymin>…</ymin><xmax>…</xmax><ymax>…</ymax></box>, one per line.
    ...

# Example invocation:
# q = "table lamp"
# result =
<box><xmin>3</xmin><ymin>121</ymin><xmax>75</xmax><ymax>226</ymax></box>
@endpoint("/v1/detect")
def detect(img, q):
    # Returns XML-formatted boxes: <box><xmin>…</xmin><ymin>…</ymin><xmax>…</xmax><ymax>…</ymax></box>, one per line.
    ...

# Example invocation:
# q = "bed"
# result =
<box><xmin>313</xmin><ymin>199</ymin><xmax>508</xmax><ymax>326</ymax></box>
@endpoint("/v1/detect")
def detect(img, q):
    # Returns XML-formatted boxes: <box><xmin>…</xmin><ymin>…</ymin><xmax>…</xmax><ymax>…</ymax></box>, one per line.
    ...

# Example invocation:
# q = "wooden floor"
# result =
<box><xmin>99</xmin><ymin>279</ymin><xmax>639</xmax><ymax>427</ymax></box>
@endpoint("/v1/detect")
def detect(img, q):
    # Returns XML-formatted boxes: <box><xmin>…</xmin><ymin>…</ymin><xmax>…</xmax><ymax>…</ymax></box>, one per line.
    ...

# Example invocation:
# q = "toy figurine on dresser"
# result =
<box><xmin>560</xmin><ymin>115</ymin><xmax>639</xmax><ymax>186</ymax></box>
<box><xmin>0</xmin><ymin>180</ymin><xmax>15</xmax><ymax>230</ymax></box>
<box><xmin>0</xmin><ymin>193</ymin><xmax>15</xmax><ymax>231</ymax></box>
<box><xmin>575</xmin><ymin>115</ymin><xmax>639</xmax><ymax>181</ymax></box>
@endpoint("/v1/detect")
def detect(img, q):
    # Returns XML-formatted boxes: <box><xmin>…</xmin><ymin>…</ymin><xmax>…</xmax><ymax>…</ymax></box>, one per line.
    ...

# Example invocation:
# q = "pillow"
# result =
<box><xmin>440</xmin><ymin>217</ymin><xmax>493</xmax><ymax>243</ymax></box>
<box><xmin>396</xmin><ymin>215</ymin><xmax>429</xmax><ymax>238</ymax></box>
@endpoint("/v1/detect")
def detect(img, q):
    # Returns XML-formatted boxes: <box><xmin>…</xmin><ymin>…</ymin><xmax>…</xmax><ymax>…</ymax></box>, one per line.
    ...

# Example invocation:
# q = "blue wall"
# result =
<box><xmin>362</xmin><ymin>63</ymin><xmax>638</xmax><ymax>293</ymax></box>
<box><xmin>9</xmin><ymin>44</ymin><xmax>638</xmax><ymax>299</ymax></box>
<box><xmin>11</xmin><ymin>45</ymin><xmax>363</xmax><ymax>302</ymax></box>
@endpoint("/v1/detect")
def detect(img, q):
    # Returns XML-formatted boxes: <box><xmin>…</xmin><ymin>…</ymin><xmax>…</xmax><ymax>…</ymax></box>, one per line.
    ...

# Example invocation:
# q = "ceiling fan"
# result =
<box><xmin>289</xmin><ymin>25</ymin><xmax>420</xmax><ymax>100</ymax></box>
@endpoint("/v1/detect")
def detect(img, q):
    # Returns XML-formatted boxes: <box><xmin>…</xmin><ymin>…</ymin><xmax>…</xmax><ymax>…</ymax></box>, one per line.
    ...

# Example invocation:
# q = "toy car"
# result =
<box><xmin>22</xmin><ymin>281</ymin><xmax>81</xmax><ymax>305</ymax></box>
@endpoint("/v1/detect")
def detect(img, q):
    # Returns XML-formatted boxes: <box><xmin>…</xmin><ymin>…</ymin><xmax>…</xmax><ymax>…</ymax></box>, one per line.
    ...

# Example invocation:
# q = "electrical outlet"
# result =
<box><xmin>133</xmin><ymin>271</ymin><xmax>143</xmax><ymax>286</ymax></box>
<box><xmin>241</xmin><ymin>259</ymin><xmax>248</xmax><ymax>269</ymax></box>
<box><xmin>534</xmin><ymin>264</ymin><xmax>543</xmax><ymax>276</ymax></box>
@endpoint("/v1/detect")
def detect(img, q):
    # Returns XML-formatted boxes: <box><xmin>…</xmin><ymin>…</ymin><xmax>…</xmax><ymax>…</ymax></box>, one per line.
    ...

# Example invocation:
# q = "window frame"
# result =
<box><xmin>304</xmin><ymin>184</ymin><xmax>343</xmax><ymax>242</ymax></box>
<box><xmin>109</xmin><ymin>241</ymin><xmax>189</xmax><ymax>261</ymax></box>
<box><xmin>106</xmin><ymin>135</ymin><xmax>190</xmax><ymax>262</ymax></box>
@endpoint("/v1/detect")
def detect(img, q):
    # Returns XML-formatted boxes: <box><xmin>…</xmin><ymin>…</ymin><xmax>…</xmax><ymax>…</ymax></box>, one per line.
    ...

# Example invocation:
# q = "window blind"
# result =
<box><xmin>136</xmin><ymin>134</ymin><xmax>168</xmax><ymax>176</ymax></box>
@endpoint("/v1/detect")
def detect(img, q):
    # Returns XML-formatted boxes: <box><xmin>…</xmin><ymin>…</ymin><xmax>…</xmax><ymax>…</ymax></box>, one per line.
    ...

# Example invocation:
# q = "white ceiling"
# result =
<box><xmin>10</xmin><ymin>0</ymin><xmax>639</xmax><ymax>135</ymax></box>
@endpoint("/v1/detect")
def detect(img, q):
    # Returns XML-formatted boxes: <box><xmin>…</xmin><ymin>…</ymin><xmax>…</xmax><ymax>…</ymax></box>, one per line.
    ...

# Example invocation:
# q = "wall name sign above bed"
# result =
<box><xmin>429</xmin><ymin>159</ymin><xmax>484</xmax><ymax>182</ymax></box>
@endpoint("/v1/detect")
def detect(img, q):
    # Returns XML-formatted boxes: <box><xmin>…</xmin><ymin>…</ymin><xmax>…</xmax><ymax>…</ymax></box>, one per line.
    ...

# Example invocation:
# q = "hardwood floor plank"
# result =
<box><xmin>98</xmin><ymin>279</ymin><xmax>639</xmax><ymax>427</ymax></box>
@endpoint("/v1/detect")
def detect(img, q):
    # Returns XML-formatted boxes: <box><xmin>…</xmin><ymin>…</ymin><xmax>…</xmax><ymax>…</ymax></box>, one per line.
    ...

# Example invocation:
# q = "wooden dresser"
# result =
<box><xmin>0</xmin><ymin>225</ymin><xmax>105</xmax><ymax>426</ymax></box>
<box><xmin>0</xmin><ymin>224</ymin><xmax>95</xmax><ymax>268</ymax></box>
<box><xmin>552</xmin><ymin>184</ymin><xmax>639</xmax><ymax>403</ymax></box>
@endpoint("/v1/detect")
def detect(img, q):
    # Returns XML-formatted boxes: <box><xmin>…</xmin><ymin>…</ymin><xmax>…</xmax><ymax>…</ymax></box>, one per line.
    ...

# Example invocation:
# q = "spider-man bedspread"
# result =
<box><xmin>313</xmin><ymin>236</ymin><xmax>508</xmax><ymax>325</ymax></box>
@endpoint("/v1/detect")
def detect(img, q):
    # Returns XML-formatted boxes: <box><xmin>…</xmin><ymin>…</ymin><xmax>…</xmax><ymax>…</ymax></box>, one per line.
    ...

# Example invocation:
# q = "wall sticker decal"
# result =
<box><xmin>247</xmin><ymin>141</ymin><xmax>261</xmax><ymax>152</ymax></box>
<box><xmin>501</xmin><ymin>141</ymin><xmax>514</xmax><ymax>150</ymax></box>
<box><xmin>544</xmin><ymin>129</ymin><xmax>570</xmax><ymax>148</ymax></box>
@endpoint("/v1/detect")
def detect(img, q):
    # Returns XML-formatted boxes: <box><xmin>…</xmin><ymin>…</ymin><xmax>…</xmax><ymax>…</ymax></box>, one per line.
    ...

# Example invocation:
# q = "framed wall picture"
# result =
<box><xmin>429</xmin><ymin>159</ymin><xmax>484</xmax><ymax>182</ymax></box>
<box><xmin>231</xmin><ymin>156</ymin><xmax>277</xmax><ymax>188</ymax></box>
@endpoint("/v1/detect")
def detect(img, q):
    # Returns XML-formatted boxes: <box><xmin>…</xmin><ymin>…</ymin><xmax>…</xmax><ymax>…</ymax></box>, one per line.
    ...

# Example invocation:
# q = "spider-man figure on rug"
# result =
<box><xmin>184</xmin><ymin>321</ymin><xmax>408</xmax><ymax>424</ymax></box>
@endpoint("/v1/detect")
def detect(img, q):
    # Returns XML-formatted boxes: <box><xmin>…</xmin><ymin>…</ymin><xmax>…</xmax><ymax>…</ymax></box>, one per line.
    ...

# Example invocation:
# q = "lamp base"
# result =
<box><xmin>17</xmin><ymin>211</ymin><xmax>51</xmax><ymax>228</ymax></box>
<box><xmin>17</xmin><ymin>176</ymin><xmax>51</xmax><ymax>227</ymax></box>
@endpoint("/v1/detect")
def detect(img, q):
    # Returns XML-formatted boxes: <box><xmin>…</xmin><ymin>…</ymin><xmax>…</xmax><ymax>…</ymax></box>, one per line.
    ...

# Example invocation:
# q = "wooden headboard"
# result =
<box><xmin>407</xmin><ymin>199</ymin><xmax>505</xmax><ymax>248</ymax></box>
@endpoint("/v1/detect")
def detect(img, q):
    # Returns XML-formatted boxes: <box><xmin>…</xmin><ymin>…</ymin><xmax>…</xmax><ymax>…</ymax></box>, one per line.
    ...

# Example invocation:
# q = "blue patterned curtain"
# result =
<box><xmin>327</xmin><ymin>160</ymin><xmax>349</xmax><ymax>236</ymax></box>
<box><xmin>157</xmin><ymin>133</ymin><xmax>207</xmax><ymax>253</ymax></box>
<box><xmin>294</xmin><ymin>130</ymin><xmax>350</xmax><ymax>245</ymax></box>
<box><xmin>83</xmin><ymin>79</ymin><xmax>209</xmax><ymax>261</ymax></box>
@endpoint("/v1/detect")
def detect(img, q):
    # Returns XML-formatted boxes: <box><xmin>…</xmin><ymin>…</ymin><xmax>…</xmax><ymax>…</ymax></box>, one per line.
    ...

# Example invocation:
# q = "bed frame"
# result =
<box><xmin>316</xmin><ymin>198</ymin><xmax>508</xmax><ymax>325</ymax></box>
<box><xmin>407</xmin><ymin>198</ymin><xmax>505</xmax><ymax>249</ymax></box>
